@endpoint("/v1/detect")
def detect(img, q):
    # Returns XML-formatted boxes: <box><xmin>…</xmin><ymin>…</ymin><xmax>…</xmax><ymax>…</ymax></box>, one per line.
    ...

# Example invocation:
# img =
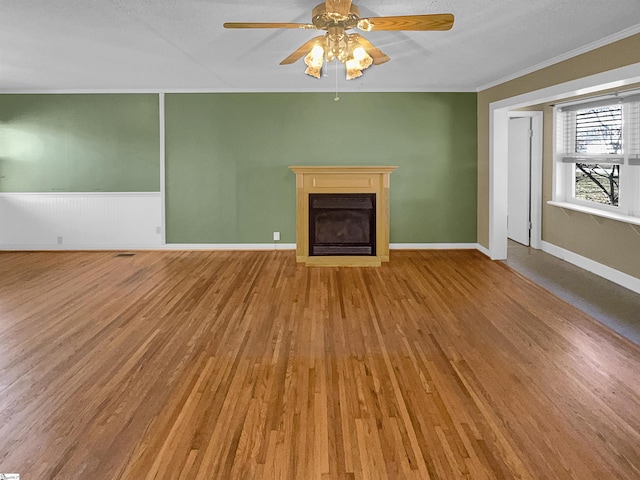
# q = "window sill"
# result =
<box><xmin>547</xmin><ymin>201</ymin><xmax>640</xmax><ymax>226</ymax></box>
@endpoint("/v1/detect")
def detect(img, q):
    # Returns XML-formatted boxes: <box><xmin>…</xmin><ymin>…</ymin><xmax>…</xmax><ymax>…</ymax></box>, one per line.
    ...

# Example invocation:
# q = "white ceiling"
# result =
<box><xmin>2</xmin><ymin>0</ymin><xmax>640</xmax><ymax>93</ymax></box>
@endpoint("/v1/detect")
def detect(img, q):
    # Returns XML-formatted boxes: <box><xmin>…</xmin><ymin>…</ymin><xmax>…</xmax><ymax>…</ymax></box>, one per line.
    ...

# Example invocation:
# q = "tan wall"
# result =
<box><xmin>540</xmin><ymin>94</ymin><xmax>640</xmax><ymax>278</ymax></box>
<box><xmin>477</xmin><ymin>33</ymin><xmax>640</xmax><ymax>279</ymax></box>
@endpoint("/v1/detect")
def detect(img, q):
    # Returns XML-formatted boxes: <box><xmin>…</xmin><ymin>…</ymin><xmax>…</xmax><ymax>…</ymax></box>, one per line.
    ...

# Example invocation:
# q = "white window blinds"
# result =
<box><xmin>559</xmin><ymin>92</ymin><xmax>640</xmax><ymax>164</ymax></box>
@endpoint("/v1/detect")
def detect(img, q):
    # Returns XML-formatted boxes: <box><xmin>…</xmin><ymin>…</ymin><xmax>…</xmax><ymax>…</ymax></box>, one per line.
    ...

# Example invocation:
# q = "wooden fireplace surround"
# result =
<box><xmin>289</xmin><ymin>166</ymin><xmax>397</xmax><ymax>267</ymax></box>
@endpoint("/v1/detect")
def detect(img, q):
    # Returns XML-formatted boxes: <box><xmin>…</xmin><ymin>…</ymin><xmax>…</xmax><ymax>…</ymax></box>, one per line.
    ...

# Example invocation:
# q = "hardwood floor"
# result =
<box><xmin>0</xmin><ymin>250</ymin><xmax>639</xmax><ymax>479</ymax></box>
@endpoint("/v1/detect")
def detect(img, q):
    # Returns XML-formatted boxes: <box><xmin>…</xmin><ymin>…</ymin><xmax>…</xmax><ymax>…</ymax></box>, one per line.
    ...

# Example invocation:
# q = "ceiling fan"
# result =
<box><xmin>224</xmin><ymin>0</ymin><xmax>454</xmax><ymax>80</ymax></box>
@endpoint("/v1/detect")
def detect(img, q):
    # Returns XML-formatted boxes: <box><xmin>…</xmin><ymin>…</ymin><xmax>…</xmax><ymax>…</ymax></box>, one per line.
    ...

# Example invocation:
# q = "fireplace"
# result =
<box><xmin>309</xmin><ymin>193</ymin><xmax>376</xmax><ymax>256</ymax></box>
<box><xmin>289</xmin><ymin>166</ymin><xmax>397</xmax><ymax>267</ymax></box>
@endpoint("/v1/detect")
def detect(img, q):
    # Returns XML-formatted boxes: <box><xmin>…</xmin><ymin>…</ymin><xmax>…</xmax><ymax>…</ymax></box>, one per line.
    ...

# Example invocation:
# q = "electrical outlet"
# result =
<box><xmin>273</xmin><ymin>231</ymin><xmax>280</xmax><ymax>241</ymax></box>
<box><xmin>57</xmin><ymin>236</ymin><xmax>63</xmax><ymax>244</ymax></box>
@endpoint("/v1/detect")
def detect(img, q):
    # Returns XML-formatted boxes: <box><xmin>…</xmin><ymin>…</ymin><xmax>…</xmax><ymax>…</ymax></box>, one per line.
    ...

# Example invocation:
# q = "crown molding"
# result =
<box><xmin>477</xmin><ymin>23</ymin><xmax>640</xmax><ymax>92</ymax></box>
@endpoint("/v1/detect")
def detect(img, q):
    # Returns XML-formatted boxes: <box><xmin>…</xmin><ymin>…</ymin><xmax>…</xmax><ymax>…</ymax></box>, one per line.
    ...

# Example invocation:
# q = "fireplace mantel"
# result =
<box><xmin>289</xmin><ymin>166</ymin><xmax>397</xmax><ymax>267</ymax></box>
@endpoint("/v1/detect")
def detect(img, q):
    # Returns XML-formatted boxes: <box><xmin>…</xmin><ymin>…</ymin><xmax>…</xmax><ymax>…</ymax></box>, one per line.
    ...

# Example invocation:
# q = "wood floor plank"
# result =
<box><xmin>0</xmin><ymin>249</ymin><xmax>639</xmax><ymax>479</ymax></box>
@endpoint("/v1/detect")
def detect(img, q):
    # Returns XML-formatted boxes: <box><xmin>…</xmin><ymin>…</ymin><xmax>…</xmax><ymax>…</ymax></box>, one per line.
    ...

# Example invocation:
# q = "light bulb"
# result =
<box><xmin>352</xmin><ymin>46</ymin><xmax>373</xmax><ymax>70</ymax></box>
<box><xmin>312</xmin><ymin>45</ymin><xmax>325</xmax><ymax>63</ymax></box>
<box><xmin>345</xmin><ymin>59</ymin><xmax>362</xmax><ymax>80</ymax></box>
<box><xmin>353</xmin><ymin>46</ymin><xmax>367</xmax><ymax>61</ymax></box>
<box><xmin>304</xmin><ymin>45</ymin><xmax>325</xmax><ymax>79</ymax></box>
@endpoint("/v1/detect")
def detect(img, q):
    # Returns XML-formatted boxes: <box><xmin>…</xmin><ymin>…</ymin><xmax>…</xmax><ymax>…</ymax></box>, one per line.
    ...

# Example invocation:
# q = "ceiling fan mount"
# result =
<box><xmin>311</xmin><ymin>2</ymin><xmax>360</xmax><ymax>31</ymax></box>
<box><xmin>223</xmin><ymin>0</ymin><xmax>454</xmax><ymax>80</ymax></box>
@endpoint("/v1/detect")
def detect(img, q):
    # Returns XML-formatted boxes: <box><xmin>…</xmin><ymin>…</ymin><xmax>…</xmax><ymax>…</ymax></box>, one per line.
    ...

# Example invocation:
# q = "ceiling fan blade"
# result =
<box><xmin>360</xmin><ymin>13</ymin><xmax>454</xmax><ymax>31</ymax></box>
<box><xmin>224</xmin><ymin>22</ymin><xmax>316</xmax><ymax>29</ymax></box>
<box><xmin>325</xmin><ymin>0</ymin><xmax>352</xmax><ymax>16</ymax></box>
<box><xmin>356</xmin><ymin>36</ymin><xmax>390</xmax><ymax>65</ymax></box>
<box><xmin>280</xmin><ymin>36</ymin><xmax>325</xmax><ymax>65</ymax></box>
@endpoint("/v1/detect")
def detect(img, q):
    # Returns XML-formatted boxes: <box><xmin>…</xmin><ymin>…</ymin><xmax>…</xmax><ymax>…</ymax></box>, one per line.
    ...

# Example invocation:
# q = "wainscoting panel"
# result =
<box><xmin>0</xmin><ymin>193</ymin><xmax>162</xmax><ymax>249</ymax></box>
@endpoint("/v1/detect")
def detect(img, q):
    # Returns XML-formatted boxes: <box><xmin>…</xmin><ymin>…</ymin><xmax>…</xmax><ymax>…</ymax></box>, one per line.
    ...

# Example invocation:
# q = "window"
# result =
<box><xmin>554</xmin><ymin>92</ymin><xmax>640</xmax><ymax>220</ymax></box>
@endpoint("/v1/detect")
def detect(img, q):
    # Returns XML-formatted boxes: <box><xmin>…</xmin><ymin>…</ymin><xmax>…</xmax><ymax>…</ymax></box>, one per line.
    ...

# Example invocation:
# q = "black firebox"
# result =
<box><xmin>309</xmin><ymin>193</ymin><xmax>376</xmax><ymax>256</ymax></box>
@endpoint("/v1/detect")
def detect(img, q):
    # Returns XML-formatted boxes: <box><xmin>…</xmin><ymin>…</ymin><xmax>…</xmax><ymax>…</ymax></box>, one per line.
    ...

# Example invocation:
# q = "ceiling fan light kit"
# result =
<box><xmin>303</xmin><ymin>29</ymin><xmax>374</xmax><ymax>79</ymax></box>
<box><xmin>223</xmin><ymin>0</ymin><xmax>454</xmax><ymax>81</ymax></box>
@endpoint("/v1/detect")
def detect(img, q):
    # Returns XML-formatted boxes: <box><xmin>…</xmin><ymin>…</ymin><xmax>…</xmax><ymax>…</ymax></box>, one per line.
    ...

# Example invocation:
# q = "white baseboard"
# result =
<box><xmin>2</xmin><ymin>242</ymin><xmax>483</xmax><ymax>253</ymax></box>
<box><xmin>541</xmin><ymin>241</ymin><xmax>640</xmax><ymax>295</ymax></box>
<box><xmin>476</xmin><ymin>243</ymin><xmax>491</xmax><ymax>257</ymax></box>
<box><xmin>0</xmin><ymin>244</ymin><xmax>162</xmax><ymax>251</ymax></box>
<box><xmin>162</xmin><ymin>243</ymin><xmax>296</xmax><ymax>251</ymax></box>
<box><xmin>390</xmin><ymin>243</ymin><xmax>479</xmax><ymax>250</ymax></box>
<box><xmin>166</xmin><ymin>242</ymin><xmax>481</xmax><ymax>252</ymax></box>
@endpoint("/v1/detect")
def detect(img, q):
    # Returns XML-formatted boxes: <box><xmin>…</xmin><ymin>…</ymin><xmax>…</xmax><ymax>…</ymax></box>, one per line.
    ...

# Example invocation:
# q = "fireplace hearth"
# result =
<box><xmin>309</xmin><ymin>194</ymin><xmax>376</xmax><ymax>256</ymax></box>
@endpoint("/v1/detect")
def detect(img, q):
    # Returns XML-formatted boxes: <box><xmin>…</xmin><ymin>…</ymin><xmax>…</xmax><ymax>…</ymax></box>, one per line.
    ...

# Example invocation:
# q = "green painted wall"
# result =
<box><xmin>0</xmin><ymin>94</ymin><xmax>160</xmax><ymax>192</ymax></box>
<box><xmin>165</xmin><ymin>92</ymin><xmax>477</xmax><ymax>244</ymax></box>
<box><xmin>0</xmin><ymin>92</ymin><xmax>476</xmax><ymax>244</ymax></box>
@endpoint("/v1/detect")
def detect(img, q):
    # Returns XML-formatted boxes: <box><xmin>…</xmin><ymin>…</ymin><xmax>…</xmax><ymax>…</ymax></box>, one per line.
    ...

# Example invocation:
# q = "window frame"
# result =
<box><xmin>553</xmin><ymin>93</ymin><xmax>640</xmax><ymax>223</ymax></box>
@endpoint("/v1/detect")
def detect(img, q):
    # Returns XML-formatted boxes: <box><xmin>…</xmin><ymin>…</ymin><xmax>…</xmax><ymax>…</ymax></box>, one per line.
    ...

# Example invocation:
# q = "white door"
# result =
<box><xmin>507</xmin><ymin>117</ymin><xmax>532</xmax><ymax>246</ymax></box>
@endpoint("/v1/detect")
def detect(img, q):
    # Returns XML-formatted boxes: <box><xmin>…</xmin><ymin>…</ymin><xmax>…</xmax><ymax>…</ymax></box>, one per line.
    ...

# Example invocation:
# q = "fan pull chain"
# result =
<box><xmin>334</xmin><ymin>62</ymin><xmax>340</xmax><ymax>101</ymax></box>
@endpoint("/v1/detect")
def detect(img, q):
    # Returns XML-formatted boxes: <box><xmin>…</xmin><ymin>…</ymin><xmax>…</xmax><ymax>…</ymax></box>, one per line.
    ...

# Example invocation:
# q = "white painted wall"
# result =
<box><xmin>0</xmin><ymin>193</ymin><xmax>162</xmax><ymax>249</ymax></box>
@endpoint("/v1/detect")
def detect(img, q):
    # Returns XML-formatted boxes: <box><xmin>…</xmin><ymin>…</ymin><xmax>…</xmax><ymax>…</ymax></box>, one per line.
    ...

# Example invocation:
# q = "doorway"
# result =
<box><xmin>491</xmin><ymin>110</ymin><xmax>543</xmax><ymax>258</ymax></box>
